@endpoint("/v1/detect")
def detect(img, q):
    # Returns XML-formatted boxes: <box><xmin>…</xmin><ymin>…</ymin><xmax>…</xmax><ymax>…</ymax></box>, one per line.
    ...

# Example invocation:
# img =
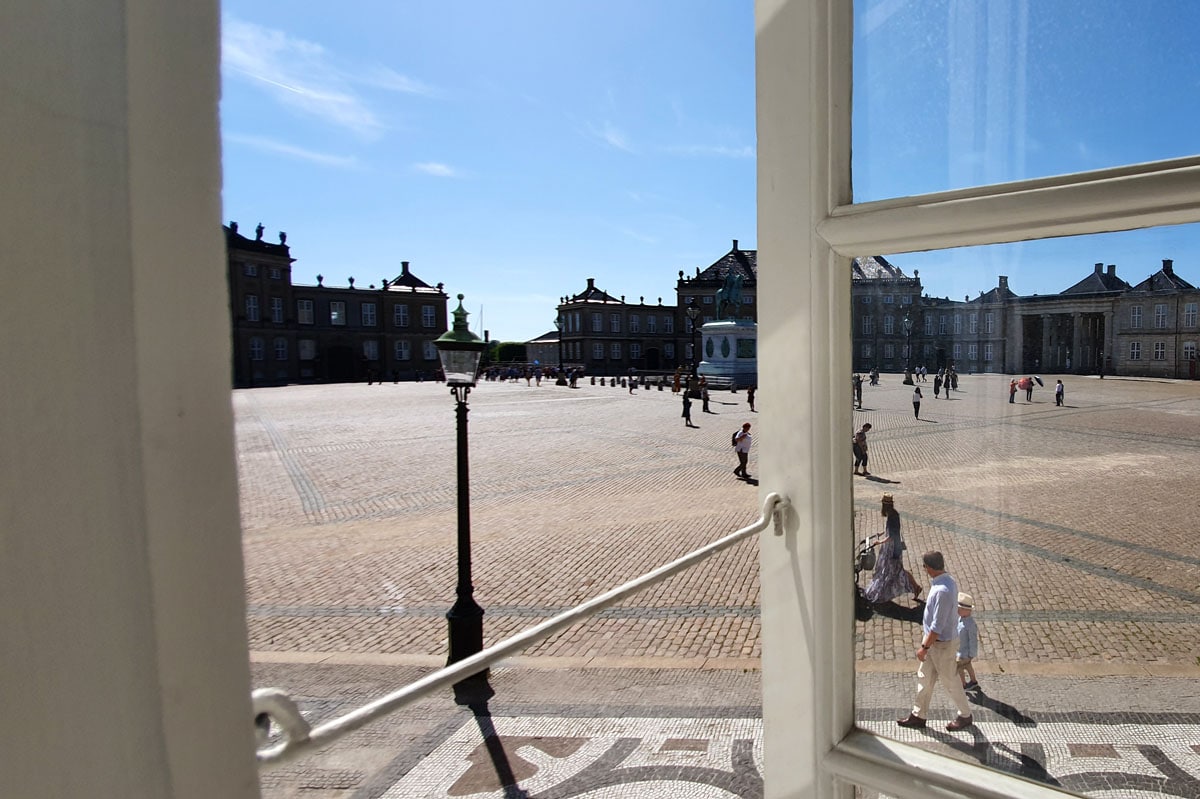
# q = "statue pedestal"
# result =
<box><xmin>698</xmin><ymin>320</ymin><xmax>757</xmax><ymax>388</ymax></box>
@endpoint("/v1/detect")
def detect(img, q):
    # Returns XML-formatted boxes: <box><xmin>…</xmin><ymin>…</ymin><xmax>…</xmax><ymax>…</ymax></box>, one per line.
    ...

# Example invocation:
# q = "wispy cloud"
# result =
<box><xmin>221</xmin><ymin>15</ymin><xmax>434</xmax><ymax>139</ymax></box>
<box><xmin>224</xmin><ymin>133</ymin><xmax>359</xmax><ymax>168</ymax></box>
<box><xmin>413</xmin><ymin>162</ymin><xmax>461</xmax><ymax>178</ymax></box>
<box><xmin>665</xmin><ymin>144</ymin><xmax>756</xmax><ymax>159</ymax></box>
<box><xmin>587</xmin><ymin>121</ymin><xmax>635</xmax><ymax>153</ymax></box>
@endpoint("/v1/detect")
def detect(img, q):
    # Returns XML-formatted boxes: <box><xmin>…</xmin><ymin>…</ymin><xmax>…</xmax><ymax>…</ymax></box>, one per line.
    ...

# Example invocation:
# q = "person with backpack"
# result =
<box><xmin>733</xmin><ymin>422</ymin><xmax>753</xmax><ymax>480</ymax></box>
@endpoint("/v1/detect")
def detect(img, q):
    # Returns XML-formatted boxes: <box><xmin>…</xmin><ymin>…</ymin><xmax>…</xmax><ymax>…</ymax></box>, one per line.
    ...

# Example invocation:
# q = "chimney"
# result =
<box><xmin>1094</xmin><ymin>262</ymin><xmax>1103</xmax><ymax>276</ymax></box>
<box><xmin>1163</xmin><ymin>258</ymin><xmax>1174</xmax><ymax>274</ymax></box>
<box><xmin>1107</xmin><ymin>264</ymin><xmax>1116</xmax><ymax>278</ymax></box>
<box><xmin>586</xmin><ymin>277</ymin><xmax>595</xmax><ymax>291</ymax></box>
<box><xmin>401</xmin><ymin>261</ymin><xmax>410</xmax><ymax>276</ymax></box>
<box><xmin>732</xmin><ymin>239</ymin><xmax>739</xmax><ymax>251</ymax></box>
<box><xmin>999</xmin><ymin>276</ymin><xmax>1009</xmax><ymax>292</ymax></box>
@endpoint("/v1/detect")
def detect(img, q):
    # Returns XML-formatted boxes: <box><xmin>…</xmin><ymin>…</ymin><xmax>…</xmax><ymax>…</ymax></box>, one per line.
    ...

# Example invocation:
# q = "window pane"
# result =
<box><xmin>853</xmin><ymin>3</ymin><xmax>1200</xmax><ymax>202</ymax></box>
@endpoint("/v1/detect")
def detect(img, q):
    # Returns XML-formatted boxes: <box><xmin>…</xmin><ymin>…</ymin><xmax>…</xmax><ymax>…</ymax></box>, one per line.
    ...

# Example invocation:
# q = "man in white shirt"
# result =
<box><xmin>897</xmin><ymin>551</ymin><xmax>974</xmax><ymax>731</ymax></box>
<box><xmin>733</xmin><ymin>422</ymin><xmax>753</xmax><ymax>479</ymax></box>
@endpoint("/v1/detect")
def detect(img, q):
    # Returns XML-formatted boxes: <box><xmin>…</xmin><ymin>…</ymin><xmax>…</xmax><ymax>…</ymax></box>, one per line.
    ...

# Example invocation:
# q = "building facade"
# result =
<box><xmin>556</xmin><ymin>278</ymin><xmax>683</xmax><ymax>375</ymax></box>
<box><xmin>225</xmin><ymin>223</ymin><xmax>449</xmax><ymax>387</ymax></box>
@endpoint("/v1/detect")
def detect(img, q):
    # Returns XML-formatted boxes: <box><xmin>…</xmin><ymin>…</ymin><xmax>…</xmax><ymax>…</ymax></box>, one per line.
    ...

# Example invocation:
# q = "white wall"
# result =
<box><xmin>0</xmin><ymin>2</ymin><xmax>260</xmax><ymax>796</ymax></box>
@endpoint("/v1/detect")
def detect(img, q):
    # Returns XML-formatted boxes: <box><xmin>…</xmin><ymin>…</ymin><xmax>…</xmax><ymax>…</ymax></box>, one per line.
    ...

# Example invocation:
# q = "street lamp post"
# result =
<box><xmin>902</xmin><ymin>313</ymin><xmax>914</xmax><ymax>385</ymax></box>
<box><xmin>685</xmin><ymin>301</ymin><xmax>700</xmax><ymax>379</ymax></box>
<box><xmin>554</xmin><ymin>314</ymin><xmax>567</xmax><ymax>385</ymax></box>
<box><xmin>433</xmin><ymin>295</ymin><xmax>489</xmax><ymax>699</ymax></box>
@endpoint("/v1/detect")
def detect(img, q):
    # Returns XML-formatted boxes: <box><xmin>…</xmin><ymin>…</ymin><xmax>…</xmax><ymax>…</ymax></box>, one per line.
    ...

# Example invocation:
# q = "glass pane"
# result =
<box><xmin>853</xmin><ymin>2</ymin><xmax>1200</xmax><ymax>202</ymax></box>
<box><xmin>852</xmin><ymin>226</ymin><xmax>1200</xmax><ymax>793</ymax></box>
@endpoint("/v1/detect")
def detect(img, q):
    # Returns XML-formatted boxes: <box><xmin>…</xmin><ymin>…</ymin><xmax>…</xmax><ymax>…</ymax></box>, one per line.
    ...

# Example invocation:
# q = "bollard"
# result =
<box><xmin>591</xmin><ymin>376</ymin><xmax>596</xmax><ymax>385</ymax></box>
<box><xmin>658</xmin><ymin>382</ymin><xmax>663</xmax><ymax>391</ymax></box>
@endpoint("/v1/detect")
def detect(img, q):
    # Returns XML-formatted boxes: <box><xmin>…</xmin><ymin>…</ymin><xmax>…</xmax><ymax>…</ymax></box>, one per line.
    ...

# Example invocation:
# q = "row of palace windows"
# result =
<box><xmin>243</xmin><ymin>296</ymin><xmax>438</xmax><ymax>328</ymax></box>
<box><xmin>1128</xmin><ymin>302</ymin><xmax>1198</xmax><ymax>329</ymax></box>
<box><xmin>558</xmin><ymin>341</ymin><xmax>678</xmax><ymax>360</ymax></box>
<box><xmin>247</xmin><ymin>337</ymin><xmax>442</xmax><ymax>362</ymax></box>
<box><xmin>242</xmin><ymin>263</ymin><xmax>284</xmax><ymax>280</ymax></box>
<box><xmin>1127</xmin><ymin>341</ymin><xmax>1198</xmax><ymax>360</ymax></box>
<box><xmin>680</xmin><ymin>294</ymin><xmax>757</xmax><ymax>306</ymax></box>
<box><xmin>860</xmin><ymin>294</ymin><xmax>915</xmax><ymax>305</ymax></box>
<box><xmin>561</xmin><ymin>311</ymin><xmax>678</xmax><ymax>335</ymax></box>
<box><xmin>862</xmin><ymin>343</ymin><xmax>995</xmax><ymax>362</ymax></box>
<box><xmin>861</xmin><ymin>313</ymin><xmax>994</xmax><ymax>336</ymax></box>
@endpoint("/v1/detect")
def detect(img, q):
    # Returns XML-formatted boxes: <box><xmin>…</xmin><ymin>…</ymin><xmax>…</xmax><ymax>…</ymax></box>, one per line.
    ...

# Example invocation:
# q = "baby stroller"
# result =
<box><xmin>854</xmin><ymin>535</ymin><xmax>877</xmax><ymax>621</ymax></box>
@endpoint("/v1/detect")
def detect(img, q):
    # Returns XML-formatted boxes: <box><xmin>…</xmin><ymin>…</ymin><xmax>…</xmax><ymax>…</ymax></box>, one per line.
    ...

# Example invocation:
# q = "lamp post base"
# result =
<box><xmin>447</xmin><ymin>600</ymin><xmax>490</xmax><ymax>704</ymax></box>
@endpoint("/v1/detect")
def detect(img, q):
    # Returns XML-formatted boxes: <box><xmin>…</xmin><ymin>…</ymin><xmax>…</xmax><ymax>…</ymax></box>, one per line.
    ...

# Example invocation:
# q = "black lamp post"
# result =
<box><xmin>685</xmin><ymin>301</ymin><xmax>700</xmax><ymax>379</ymax></box>
<box><xmin>554</xmin><ymin>314</ymin><xmax>568</xmax><ymax>384</ymax></box>
<box><xmin>433</xmin><ymin>295</ymin><xmax>488</xmax><ymax>696</ymax></box>
<box><xmin>902</xmin><ymin>313</ymin><xmax>914</xmax><ymax>385</ymax></box>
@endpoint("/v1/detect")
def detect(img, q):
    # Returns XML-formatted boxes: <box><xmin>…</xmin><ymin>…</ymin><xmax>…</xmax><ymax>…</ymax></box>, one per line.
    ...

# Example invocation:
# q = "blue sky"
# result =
<box><xmin>221</xmin><ymin>2</ymin><xmax>1200</xmax><ymax>341</ymax></box>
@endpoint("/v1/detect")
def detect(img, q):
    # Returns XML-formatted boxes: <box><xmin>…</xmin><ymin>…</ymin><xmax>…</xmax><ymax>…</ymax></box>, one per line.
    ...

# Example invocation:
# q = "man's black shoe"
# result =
<box><xmin>896</xmin><ymin>714</ymin><xmax>926</xmax><ymax>729</ymax></box>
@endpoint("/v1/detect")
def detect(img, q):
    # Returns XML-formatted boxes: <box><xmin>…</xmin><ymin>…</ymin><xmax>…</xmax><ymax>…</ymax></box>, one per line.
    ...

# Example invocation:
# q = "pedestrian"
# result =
<box><xmin>1020</xmin><ymin>375</ymin><xmax>1034</xmax><ymax>402</ymax></box>
<box><xmin>852</xmin><ymin>373</ymin><xmax>862</xmax><ymax>409</ymax></box>
<box><xmin>932</xmin><ymin>372</ymin><xmax>942</xmax><ymax>398</ymax></box>
<box><xmin>1008</xmin><ymin>379</ymin><xmax>1017</xmax><ymax>404</ymax></box>
<box><xmin>701</xmin><ymin>378</ymin><xmax>712</xmax><ymax>413</ymax></box>
<box><xmin>852</xmin><ymin>422</ymin><xmax>872</xmax><ymax>476</ymax></box>
<box><xmin>949</xmin><ymin>366</ymin><xmax>958</xmax><ymax>391</ymax></box>
<box><xmin>1055</xmin><ymin>379</ymin><xmax>1064</xmax><ymax>406</ymax></box>
<box><xmin>863</xmin><ymin>494</ymin><xmax>921</xmax><ymax>605</ymax></box>
<box><xmin>897</xmin><ymin>551</ymin><xmax>974</xmax><ymax>732</ymax></box>
<box><xmin>681</xmin><ymin>392</ymin><xmax>695</xmax><ymax>427</ymax></box>
<box><xmin>919</xmin><ymin>365</ymin><xmax>928</xmax><ymax>382</ymax></box>
<box><xmin>912</xmin><ymin>386</ymin><xmax>922</xmax><ymax>419</ymax></box>
<box><xmin>747</xmin><ymin>385</ymin><xmax>757</xmax><ymax>412</ymax></box>
<box><xmin>956</xmin><ymin>592</ymin><xmax>980</xmax><ymax>692</ymax></box>
<box><xmin>733</xmin><ymin>422</ymin><xmax>752</xmax><ymax>479</ymax></box>
<box><xmin>673</xmin><ymin>368</ymin><xmax>682</xmax><ymax>394</ymax></box>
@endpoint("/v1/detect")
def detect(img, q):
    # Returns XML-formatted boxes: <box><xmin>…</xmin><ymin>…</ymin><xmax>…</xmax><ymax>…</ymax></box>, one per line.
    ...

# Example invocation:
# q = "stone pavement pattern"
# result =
<box><xmin>238</xmin><ymin>375</ymin><xmax>1200</xmax><ymax>797</ymax></box>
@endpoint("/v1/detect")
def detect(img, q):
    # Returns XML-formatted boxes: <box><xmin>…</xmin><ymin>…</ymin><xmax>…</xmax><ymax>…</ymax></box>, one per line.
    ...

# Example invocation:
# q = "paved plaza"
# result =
<box><xmin>238</xmin><ymin>373</ymin><xmax>1200</xmax><ymax>798</ymax></box>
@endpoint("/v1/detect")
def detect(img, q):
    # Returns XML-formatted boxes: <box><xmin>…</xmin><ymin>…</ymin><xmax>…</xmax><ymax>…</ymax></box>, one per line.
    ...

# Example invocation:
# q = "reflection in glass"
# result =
<box><xmin>851</xmin><ymin>228</ymin><xmax>1200</xmax><ymax>794</ymax></box>
<box><xmin>853</xmin><ymin>2</ymin><xmax>1200</xmax><ymax>202</ymax></box>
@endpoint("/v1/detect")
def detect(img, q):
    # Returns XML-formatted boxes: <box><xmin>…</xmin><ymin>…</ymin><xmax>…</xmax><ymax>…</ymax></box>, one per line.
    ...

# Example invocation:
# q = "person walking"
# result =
<box><xmin>1008</xmin><ymin>379</ymin><xmax>1017</xmax><ymax>403</ymax></box>
<box><xmin>682</xmin><ymin>392</ymin><xmax>695</xmax><ymax>428</ymax></box>
<box><xmin>1055</xmin><ymin>379</ymin><xmax>1064</xmax><ymax>406</ymax></box>
<box><xmin>897</xmin><ymin>551</ymin><xmax>974</xmax><ymax>732</ymax></box>
<box><xmin>852</xmin><ymin>373</ymin><xmax>863</xmax><ymax>409</ymax></box>
<box><xmin>747</xmin><ymin>385</ymin><xmax>757</xmax><ymax>412</ymax></box>
<box><xmin>863</xmin><ymin>494</ymin><xmax>921</xmax><ymax>605</ymax></box>
<box><xmin>912</xmin><ymin>386</ymin><xmax>923</xmax><ymax>419</ymax></box>
<box><xmin>956</xmin><ymin>592</ymin><xmax>980</xmax><ymax>692</ymax></box>
<box><xmin>1020</xmin><ymin>375</ymin><xmax>1034</xmax><ymax>402</ymax></box>
<box><xmin>701</xmin><ymin>378</ymin><xmax>712</xmax><ymax>413</ymax></box>
<box><xmin>852</xmin><ymin>423</ymin><xmax>872</xmax><ymax>476</ymax></box>
<box><xmin>932</xmin><ymin>371</ymin><xmax>942</xmax><ymax>399</ymax></box>
<box><xmin>733</xmin><ymin>422</ymin><xmax>753</xmax><ymax>479</ymax></box>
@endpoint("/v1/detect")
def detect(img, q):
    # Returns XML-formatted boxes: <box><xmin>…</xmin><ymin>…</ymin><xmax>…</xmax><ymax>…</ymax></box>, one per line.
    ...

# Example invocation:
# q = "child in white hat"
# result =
<box><xmin>956</xmin><ymin>592</ymin><xmax>979</xmax><ymax>691</ymax></box>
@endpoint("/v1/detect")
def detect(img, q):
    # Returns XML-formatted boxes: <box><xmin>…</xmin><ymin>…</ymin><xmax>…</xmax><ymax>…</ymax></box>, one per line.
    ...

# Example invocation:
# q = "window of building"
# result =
<box><xmin>664</xmin><ymin>343</ymin><xmax>674</xmax><ymax>358</ymax></box>
<box><xmin>1153</xmin><ymin>341</ymin><xmax>1166</xmax><ymax>360</ymax></box>
<box><xmin>939</xmin><ymin>315</ymin><xmax>948</xmax><ymax>335</ymax></box>
<box><xmin>882</xmin><ymin>315</ymin><xmax>894</xmax><ymax>334</ymax></box>
<box><xmin>702</xmin><ymin>296</ymin><xmax>713</xmax><ymax>304</ymax></box>
<box><xmin>270</xmin><ymin>297</ymin><xmax>283</xmax><ymax>324</ymax></box>
<box><xmin>362</xmin><ymin>302</ymin><xmax>376</xmax><ymax>327</ymax></box>
<box><xmin>861</xmin><ymin>343</ymin><xmax>872</xmax><ymax>359</ymax></box>
<box><xmin>268</xmin><ymin>267</ymin><xmax>281</xmax><ymax>280</ymax></box>
<box><xmin>573</xmin><ymin>311</ymin><xmax>582</xmax><ymax>332</ymax></box>
<box><xmin>967</xmin><ymin>343</ymin><xmax>978</xmax><ymax>360</ymax></box>
<box><xmin>592</xmin><ymin>312</ymin><xmax>603</xmax><ymax>332</ymax></box>
<box><xmin>646</xmin><ymin>315</ymin><xmax>657</xmax><ymax>333</ymax></box>
<box><xmin>630</xmin><ymin>314</ymin><xmax>640</xmax><ymax>333</ymax></box>
<box><xmin>985</xmin><ymin>312</ymin><xmax>994</xmax><ymax>334</ymax></box>
<box><xmin>273</xmin><ymin>337</ymin><xmax>287</xmax><ymax>360</ymax></box>
<box><xmin>422</xmin><ymin>341</ymin><xmax>437</xmax><ymax>360</ymax></box>
<box><xmin>1131</xmin><ymin>305</ymin><xmax>1143</xmax><ymax>329</ymax></box>
<box><xmin>249</xmin><ymin>336</ymin><xmax>263</xmax><ymax>360</ymax></box>
<box><xmin>953</xmin><ymin>314</ymin><xmax>962</xmax><ymax>334</ymax></box>
<box><xmin>743</xmin><ymin>294</ymin><xmax>754</xmax><ymax>304</ymax></box>
<box><xmin>1184</xmin><ymin>302</ymin><xmax>1198</xmax><ymax>327</ymax></box>
<box><xmin>630</xmin><ymin>343</ymin><xmax>641</xmax><ymax>359</ymax></box>
<box><xmin>394</xmin><ymin>340</ymin><xmax>410</xmax><ymax>361</ymax></box>
<box><xmin>245</xmin><ymin>295</ymin><xmax>259</xmax><ymax>322</ymax></box>
<box><xmin>297</xmin><ymin>299</ymin><xmax>314</xmax><ymax>325</ymax></box>
<box><xmin>330</xmin><ymin>301</ymin><xmax>346</xmax><ymax>326</ymax></box>
<box><xmin>704</xmin><ymin>315</ymin><xmax>714</xmax><ymax>324</ymax></box>
<box><xmin>862</xmin><ymin>296</ymin><xmax>871</xmax><ymax>304</ymax></box>
<box><xmin>610</xmin><ymin>313</ymin><xmax>620</xmax><ymax>333</ymax></box>
<box><xmin>861</xmin><ymin>316</ymin><xmax>873</xmax><ymax>335</ymax></box>
<box><xmin>299</xmin><ymin>339</ymin><xmax>316</xmax><ymax>361</ymax></box>
<box><xmin>883</xmin><ymin>295</ymin><xmax>893</xmax><ymax>304</ymax></box>
<box><xmin>610</xmin><ymin>342</ymin><xmax>621</xmax><ymax>359</ymax></box>
<box><xmin>924</xmin><ymin>316</ymin><xmax>934</xmax><ymax>335</ymax></box>
<box><xmin>984</xmin><ymin>343</ymin><xmax>993</xmax><ymax>362</ymax></box>
<box><xmin>395</xmin><ymin>305</ymin><xmax>409</xmax><ymax>327</ymax></box>
<box><xmin>952</xmin><ymin>343</ymin><xmax>961</xmax><ymax>360</ymax></box>
<box><xmin>883</xmin><ymin>343</ymin><xmax>894</xmax><ymax>358</ymax></box>
<box><xmin>243</xmin><ymin>262</ymin><xmax>257</xmax><ymax>277</ymax></box>
<box><xmin>969</xmin><ymin>314</ymin><xmax>978</xmax><ymax>334</ymax></box>
<box><xmin>1130</xmin><ymin>341</ymin><xmax>1142</xmax><ymax>360</ymax></box>
<box><xmin>593</xmin><ymin>342</ymin><xmax>604</xmax><ymax>359</ymax></box>
<box><xmin>1184</xmin><ymin>341</ymin><xmax>1197</xmax><ymax>360</ymax></box>
<box><xmin>663</xmin><ymin>316</ymin><xmax>674</xmax><ymax>333</ymax></box>
<box><xmin>363</xmin><ymin>340</ymin><xmax>379</xmax><ymax>361</ymax></box>
<box><xmin>1154</xmin><ymin>303</ymin><xmax>1168</xmax><ymax>328</ymax></box>
<box><xmin>422</xmin><ymin>305</ymin><xmax>435</xmax><ymax>328</ymax></box>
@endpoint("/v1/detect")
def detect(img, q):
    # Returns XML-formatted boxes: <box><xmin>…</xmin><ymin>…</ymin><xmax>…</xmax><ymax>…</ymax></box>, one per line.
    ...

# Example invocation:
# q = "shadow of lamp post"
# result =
<box><xmin>433</xmin><ymin>294</ymin><xmax>491</xmax><ymax>702</ymax></box>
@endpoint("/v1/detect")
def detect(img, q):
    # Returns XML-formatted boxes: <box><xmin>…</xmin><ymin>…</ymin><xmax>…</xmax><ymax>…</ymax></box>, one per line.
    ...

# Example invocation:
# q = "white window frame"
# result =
<box><xmin>421</xmin><ymin>305</ymin><xmax>435</xmax><ymax>328</ymax></box>
<box><xmin>985</xmin><ymin>312</ymin><xmax>994</xmax><ymax>333</ymax></box>
<box><xmin>273</xmin><ymin>337</ymin><xmax>287</xmax><ymax>361</ymax></box>
<box><xmin>756</xmin><ymin>4</ymin><xmax>1200</xmax><ymax>797</ymax></box>
<box><xmin>592</xmin><ymin>342</ymin><xmax>604</xmax><ymax>359</ymax></box>
<box><xmin>248</xmin><ymin>336</ymin><xmax>263</xmax><ymax>361</ymax></box>
<box><xmin>1154</xmin><ymin>303</ymin><xmax>1168</xmax><ymax>328</ymax></box>
<box><xmin>924</xmin><ymin>315</ymin><xmax>934</xmax><ymax>335</ymax></box>
<box><xmin>610</xmin><ymin>313</ymin><xmax>620</xmax><ymax>333</ymax></box>
<box><xmin>363</xmin><ymin>340</ymin><xmax>379</xmax><ymax>361</ymax></box>
<box><xmin>984</xmin><ymin>343</ymin><xmax>994</xmax><ymax>362</ymax></box>
<box><xmin>1130</xmin><ymin>341</ymin><xmax>1142</xmax><ymax>360</ymax></box>
<box><xmin>1130</xmin><ymin>305</ymin><xmax>1143</xmax><ymax>329</ymax></box>
<box><xmin>362</xmin><ymin>302</ymin><xmax>376</xmax><ymax>328</ymax></box>
<box><xmin>270</xmin><ymin>297</ymin><xmax>284</xmax><ymax>324</ymax></box>
<box><xmin>967</xmin><ymin>343</ymin><xmax>977</xmax><ymax>361</ymax></box>
<box><xmin>610</xmin><ymin>342</ymin><xmax>621</xmax><ymax>359</ymax></box>
<box><xmin>663</xmin><ymin>316</ymin><xmax>674</xmax><ymax>333</ymax></box>
<box><xmin>297</xmin><ymin>299</ymin><xmax>314</xmax><ymax>325</ymax></box>
<box><xmin>882</xmin><ymin>315</ymin><xmax>893</xmax><ymax>334</ymax></box>
<box><xmin>422</xmin><ymin>341</ymin><xmax>437</xmax><ymax>361</ymax></box>
<box><xmin>630</xmin><ymin>342</ymin><xmax>641</xmax><ymax>359</ymax></box>
<box><xmin>395</xmin><ymin>305</ymin><xmax>409</xmax><ymax>328</ymax></box>
<box><xmin>1184</xmin><ymin>302</ymin><xmax>1198</xmax><ymax>327</ymax></box>
<box><xmin>968</xmin><ymin>314</ymin><xmax>978</xmax><ymax>334</ymax></box>
<box><xmin>245</xmin><ymin>295</ymin><xmax>259</xmax><ymax>322</ymax></box>
<box><xmin>664</xmin><ymin>342</ymin><xmax>674</xmax><ymax>358</ymax></box>
<box><xmin>1153</xmin><ymin>341</ymin><xmax>1166</xmax><ymax>360</ymax></box>
<box><xmin>394</xmin><ymin>340</ymin><xmax>411</xmax><ymax>361</ymax></box>
<box><xmin>1184</xmin><ymin>341</ymin><xmax>1197</xmax><ymax>360</ymax></box>
<box><xmin>630</xmin><ymin>314</ymin><xmax>640</xmax><ymax>333</ymax></box>
<box><xmin>646</xmin><ymin>315</ymin><xmax>657</xmax><ymax>333</ymax></box>
<box><xmin>330</xmin><ymin>301</ymin><xmax>346</xmax><ymax>326</ymax></box>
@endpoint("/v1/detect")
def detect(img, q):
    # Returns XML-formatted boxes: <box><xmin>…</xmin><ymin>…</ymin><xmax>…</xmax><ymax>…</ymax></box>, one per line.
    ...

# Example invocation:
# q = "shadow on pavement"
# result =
<box><xmin>969</xmin><ymin>687</ymin><xmax>1037</xmax><ymax>726</ymax></box>
<box><xmin>871</xmin><ymin>600</ymin><xmax>923</xmax><ymax>623</ymax></box>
